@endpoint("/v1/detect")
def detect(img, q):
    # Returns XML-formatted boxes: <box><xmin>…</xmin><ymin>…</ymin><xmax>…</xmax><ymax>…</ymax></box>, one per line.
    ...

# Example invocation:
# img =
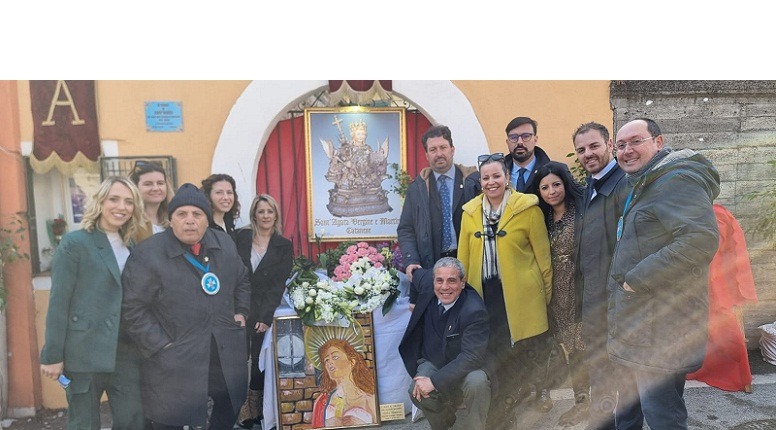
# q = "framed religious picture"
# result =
<box><xmin>305</xmin><ymin>107</ymin><xmax>406</xmax><ymax>242</ymax></box>
<box><xmin>273</xmin><ymin>315</ymin><xmax>380</xmax><ymax>429</ymax></box>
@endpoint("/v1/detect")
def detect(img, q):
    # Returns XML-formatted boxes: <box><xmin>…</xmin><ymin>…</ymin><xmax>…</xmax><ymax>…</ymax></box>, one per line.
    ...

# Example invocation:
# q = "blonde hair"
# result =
<box><xmin>80</xmin><ymin>177</ymin><xmax>145</xmax><ymax>245</ymax></box>
<box><xmin>249</xmin><ymin>194</ymin><xmax>283</xmax><ymax>235</ymax></box>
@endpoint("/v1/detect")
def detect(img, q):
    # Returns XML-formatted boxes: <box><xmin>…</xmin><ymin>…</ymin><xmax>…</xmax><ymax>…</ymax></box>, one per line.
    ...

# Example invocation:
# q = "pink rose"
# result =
<box><xmin>357</xmin><ymin>247</ymin><xmax>369</xmax><ymax>257</ymax></box>
<box><xmin>347</xmin><ymin>245</ymin><xmax>357</xmax><ymax>254</ymax></box>
<box><xmin>357</xmin><ymin>242</ymin><xmax>369</xmax><ymax>249</ymax></box>
<box><xmin>333</xmin><ymin>266</ymin><xmax>349</xmax><ymax>281</ymax></box>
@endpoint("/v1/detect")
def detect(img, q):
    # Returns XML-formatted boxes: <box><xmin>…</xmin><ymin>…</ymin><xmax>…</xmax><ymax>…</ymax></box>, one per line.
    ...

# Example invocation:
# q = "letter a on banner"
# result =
<box><xmin>29</xmin><ymin>80</ymin><xmax>100</xmax><ymax>174</ymax></box>
<box><xmin>41</xmin><ymin>81</ymin><xmax>86</xmax><ymax>126</ymax></box>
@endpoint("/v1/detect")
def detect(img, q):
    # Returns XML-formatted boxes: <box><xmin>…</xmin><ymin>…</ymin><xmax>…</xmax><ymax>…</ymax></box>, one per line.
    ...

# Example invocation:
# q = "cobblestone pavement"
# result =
<box><xmin>3</xmin><ymin>350</ymin><xmax>774</xmax><ymax>430</ymax></box>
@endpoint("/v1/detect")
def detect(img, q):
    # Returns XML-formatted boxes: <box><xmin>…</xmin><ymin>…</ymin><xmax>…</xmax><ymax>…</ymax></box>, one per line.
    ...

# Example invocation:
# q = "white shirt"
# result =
<box><xmin>590</xmin><ymin>159</ymin><xmax>618</xmax><ymax>200</ymax></box>
<box><xmin>106</xmin><ymin>231</ymin><xmax>130</xmax><ymax>273</ymax></box>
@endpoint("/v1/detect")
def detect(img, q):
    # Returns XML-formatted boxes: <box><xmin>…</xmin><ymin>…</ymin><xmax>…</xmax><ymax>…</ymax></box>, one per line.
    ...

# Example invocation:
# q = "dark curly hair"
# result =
<box><xmin>200</xmin><ymin>173</ymin><xmax>241</xmax><ymax>220</ymax></box>
<box><xmin>531</xmin><ymin>161</ymin><xmax>584</xmax><ymax>226</ymax></box>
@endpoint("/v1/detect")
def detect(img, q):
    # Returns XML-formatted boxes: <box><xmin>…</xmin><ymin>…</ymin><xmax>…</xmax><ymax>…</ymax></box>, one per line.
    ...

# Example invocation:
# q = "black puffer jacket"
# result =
<box><xmin>607</xmin><ymin>148</ymin><xmax>720</xmax><ymax>373</ymax></box>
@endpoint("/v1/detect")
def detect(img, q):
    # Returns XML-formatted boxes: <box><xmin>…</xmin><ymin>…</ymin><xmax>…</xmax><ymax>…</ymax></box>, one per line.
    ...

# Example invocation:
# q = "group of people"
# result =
<box><xmin>397</xmin><ymin>117</ymin><xmax>720</xmax><ymax>430</ymax></box>
<box><xmin>38</xmin><ymin>115</ymin><xmax>721</xmax><ymax>430</ymax></box>
<box><xmin>40</xmin><ymin>164</ymin><xmax>294</xmax><ymax>430</ymax></box>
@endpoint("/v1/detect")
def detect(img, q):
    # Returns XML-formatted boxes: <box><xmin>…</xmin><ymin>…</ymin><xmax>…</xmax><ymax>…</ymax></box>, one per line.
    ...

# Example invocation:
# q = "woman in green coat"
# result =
<box><xmin>40</xmin><ymin>177</ymin><xmax>146</xmax><ymax>430</ymax></box>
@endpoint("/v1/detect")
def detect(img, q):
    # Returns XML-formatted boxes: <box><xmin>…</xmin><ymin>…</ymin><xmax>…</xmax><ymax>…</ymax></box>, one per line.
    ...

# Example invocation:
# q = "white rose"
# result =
<box><xmin>308</xmin><ymin>289</ymin><xmax>317</xmax><ymax>297</ymax></box>
<box><xmin>305</xmin><ymin>297</ymin><xmax>314</xmax><ymax>305</ymax></box>
<box><xmin>354</xmin><ymin>286</ymin><xmax>365</xmax><ymax>295</ymax></box>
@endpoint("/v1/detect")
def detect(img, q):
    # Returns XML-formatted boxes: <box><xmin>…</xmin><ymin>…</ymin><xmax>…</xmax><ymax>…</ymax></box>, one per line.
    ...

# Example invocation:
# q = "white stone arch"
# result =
<box><xmin>212</xmin><ymin>80</ymin><xmax>487</xmax><ymax>226</ymax></box>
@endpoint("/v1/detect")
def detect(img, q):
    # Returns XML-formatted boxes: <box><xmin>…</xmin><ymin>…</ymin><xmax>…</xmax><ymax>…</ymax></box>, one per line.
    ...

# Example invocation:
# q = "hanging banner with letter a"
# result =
<box><xmin>29</xmin><ymin>80</ymin><xmax>100</xmax><ymax>174</ymax></box>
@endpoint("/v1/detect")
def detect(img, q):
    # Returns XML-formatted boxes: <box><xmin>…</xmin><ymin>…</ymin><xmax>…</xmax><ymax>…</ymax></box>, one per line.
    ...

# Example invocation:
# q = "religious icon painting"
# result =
<box><xmin>274</xmin><ymin>315</ymin><xmax>380</xmax><ymax>429</ymax></box>
<box><xmin>305</xmin><ymin>107</ymin><xmax>406</xmax><ymax>242</ymax></box>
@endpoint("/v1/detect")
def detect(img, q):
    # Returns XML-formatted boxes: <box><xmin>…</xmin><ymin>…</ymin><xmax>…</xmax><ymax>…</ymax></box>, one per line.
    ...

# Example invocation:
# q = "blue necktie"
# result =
<box><xmin>438</xmin><ymin>303</ymin><xmax>446</xmax><ymax>316</ymax></box>
<box><xmin>517</xmin><ymin>168</ymin><xmax>527</xmax><ymax>192</ymax></box>
<box><xmin>439</xmin><ymin>175</ymin><xmax>453</xmax><ymax>251</ymax></box>
<box><xmin>588</xmin><ymin>178</ymin><xmax>599</xmax><ymax>201</ymax></box>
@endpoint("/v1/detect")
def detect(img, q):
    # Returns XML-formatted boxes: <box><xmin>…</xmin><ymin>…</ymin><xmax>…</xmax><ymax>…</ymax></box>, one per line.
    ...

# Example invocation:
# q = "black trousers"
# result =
<box><xmin>247</xmin><ymin>331</ymin><xmax>266</xmax><ymax>391</ymax></box>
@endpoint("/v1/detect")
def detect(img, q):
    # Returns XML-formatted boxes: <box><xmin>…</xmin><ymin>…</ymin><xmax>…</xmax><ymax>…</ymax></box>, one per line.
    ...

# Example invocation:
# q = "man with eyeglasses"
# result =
<box><xmin>607</xmin><ymin>118</ymin><xmax>719</xmax><ymax>430</ymax></box>
<box><xmin>561</xmin><ymin>122</ymin><xmax>625</xmax><ymax>429</ymax></box>
<box><xmin>464</xmin><ymin>116</ymin><xmax>552</xmax><ymax>200</ymax></box>
<box><xmin>398</xmin><ymin>125</ymin><xmax>478</xmax><ymax>305</ymax></box>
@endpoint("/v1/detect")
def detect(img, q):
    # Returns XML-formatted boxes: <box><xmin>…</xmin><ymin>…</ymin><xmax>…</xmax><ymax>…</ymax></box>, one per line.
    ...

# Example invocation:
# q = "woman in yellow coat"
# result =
<box><xmin>458</xmin><ymin>153</ymin><xmax>552</xmax><ymax>426</ymax></box>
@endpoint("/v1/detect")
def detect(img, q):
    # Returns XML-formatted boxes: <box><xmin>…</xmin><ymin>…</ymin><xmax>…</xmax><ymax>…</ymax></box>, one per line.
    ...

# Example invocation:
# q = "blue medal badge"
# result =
<box><xmin>201</xmin><ymin>272</ymin><xmax>221</xmax><ymax>295</ymax></box>
<box><xmin>185</xmin><ymin>251</ymin><xmax>220</xmax><ymax>295</ymax></box>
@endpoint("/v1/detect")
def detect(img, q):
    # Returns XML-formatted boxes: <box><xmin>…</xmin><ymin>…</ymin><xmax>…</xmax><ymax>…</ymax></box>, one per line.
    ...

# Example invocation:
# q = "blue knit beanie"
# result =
<box><xmin>168</xmin><ymin>183</ymin><xmax>212</xmax><ymax>219</ymax></box>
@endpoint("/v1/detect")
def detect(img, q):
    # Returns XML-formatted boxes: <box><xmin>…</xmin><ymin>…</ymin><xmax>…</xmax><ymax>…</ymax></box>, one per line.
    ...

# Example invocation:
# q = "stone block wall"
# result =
<box><xmin>611</xmin><ymin>80</ymin><xmax>776</xmax><ymax>348</ymax></box>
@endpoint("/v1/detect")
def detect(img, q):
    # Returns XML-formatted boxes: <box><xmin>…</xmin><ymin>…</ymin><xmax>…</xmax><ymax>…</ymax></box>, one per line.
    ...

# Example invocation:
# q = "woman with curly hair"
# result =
<box><xmin>531</xmin><ymin>161</ymin><xmax>587</xmax><ymax>416</ymax></box>
<box><xmin>201</xmin><ymin>173</ymin><xmax>241</xmax><ymax>239</ymax></box>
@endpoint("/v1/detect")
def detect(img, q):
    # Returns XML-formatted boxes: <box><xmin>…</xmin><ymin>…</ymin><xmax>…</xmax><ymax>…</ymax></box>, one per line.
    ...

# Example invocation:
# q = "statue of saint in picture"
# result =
<box><xmin>320</xmin><ymin>116</ymin><xmax>391</xmax><ymax>217</ymax></box>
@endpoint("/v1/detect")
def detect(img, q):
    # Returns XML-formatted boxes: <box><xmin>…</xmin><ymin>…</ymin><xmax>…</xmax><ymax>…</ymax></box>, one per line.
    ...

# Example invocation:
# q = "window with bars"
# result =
<box><xmin>100</xmin><ymin>156</ymin><xmax>178</xmax><ymax>189</ymax></box>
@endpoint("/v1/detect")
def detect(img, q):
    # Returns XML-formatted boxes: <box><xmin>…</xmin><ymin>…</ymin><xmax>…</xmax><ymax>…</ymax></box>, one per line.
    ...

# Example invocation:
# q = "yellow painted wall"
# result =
<box><xmin>33</xmin><ymin>290</ymin><xmax>67</xmax><ymax>409</ymax></box>
<box><xmin>18</xmin><ymin>81</ymin><xmax>610</xmax><ymax>176</ymax></box>
<box><xmin>17</xmin><ymin>80</ymin><xmax>252</xmax><ymax>184</ymax></box>
<box><xmin>453</xmin><ymin>80</ymin><xmax>613</xmax><ymax>163</ymax></box>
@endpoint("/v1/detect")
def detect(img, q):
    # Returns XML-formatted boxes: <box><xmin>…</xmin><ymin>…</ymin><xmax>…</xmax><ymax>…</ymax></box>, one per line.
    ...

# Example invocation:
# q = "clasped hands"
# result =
<box><xmin>412</xmin><ymin>376</ymin><xmax>437</xmax><ymax>401</ymax></box>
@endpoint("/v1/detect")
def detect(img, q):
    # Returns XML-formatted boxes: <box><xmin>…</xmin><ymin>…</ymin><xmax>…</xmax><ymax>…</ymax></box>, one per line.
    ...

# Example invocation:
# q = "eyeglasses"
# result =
<box><xmin>507</xmin><ymin>133</ymin><xmax>534</xmax><ymax>144</ymax></box>
<box><xmin>614</xmin><ymin>136</ymin><xmax>656</xmax><ymax>152</ymax></box>
<box><xmin>478</xmin><ymin>153</ymin><xmax>505</xmax><ymax>167</ymax></box>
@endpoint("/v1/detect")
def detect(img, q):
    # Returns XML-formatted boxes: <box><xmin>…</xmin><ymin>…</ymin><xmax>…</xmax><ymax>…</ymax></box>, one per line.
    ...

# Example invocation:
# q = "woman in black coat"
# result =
<box><xmin>234</xmin><ymin>194</ymin><xmax>294</xmax><ymax>428</ymax></box>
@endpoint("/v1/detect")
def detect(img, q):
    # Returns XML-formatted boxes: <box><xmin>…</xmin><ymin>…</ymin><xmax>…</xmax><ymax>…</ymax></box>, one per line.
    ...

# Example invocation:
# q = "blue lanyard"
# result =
<box><xmin>184</xmin><ymin>252</ymin><xmax>210</xmax><ymax>274</ymax></box>
<box><xmin>616</xmin><ymin>187</ymin><xmax>636</xmax><ymax>242</ymax></box>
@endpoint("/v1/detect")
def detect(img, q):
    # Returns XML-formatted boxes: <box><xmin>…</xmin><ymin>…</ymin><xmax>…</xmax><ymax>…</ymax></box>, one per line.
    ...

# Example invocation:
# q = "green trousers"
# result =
<box><xmin>65</xmin><ymin>341</ymin><xmax>144</xmax><ymax>430</ymax></box>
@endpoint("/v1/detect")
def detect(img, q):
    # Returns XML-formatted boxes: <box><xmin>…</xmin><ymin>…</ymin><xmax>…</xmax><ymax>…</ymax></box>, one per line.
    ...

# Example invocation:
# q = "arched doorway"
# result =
<box><xmin>212</xmin><ymin>80</ymin><xmax>487</xmax><ymax>255</ymax></box>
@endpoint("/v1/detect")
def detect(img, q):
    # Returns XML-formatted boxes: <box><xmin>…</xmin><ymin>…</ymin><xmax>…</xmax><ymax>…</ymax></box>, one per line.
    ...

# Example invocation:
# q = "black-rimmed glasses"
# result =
<box><xmin>478</xmin><ymin>153</ymin><xmax>505</xmax><ymax>167</ymax></box>
<box><xmin>614</xmin><ymin>136</ymin><xmax>656</xmax><ymax>152</ymax></box>
<box><xmin>507</xmin><ymin>133</ymin><xmax>534</xmax><ymax>144</ymax></box>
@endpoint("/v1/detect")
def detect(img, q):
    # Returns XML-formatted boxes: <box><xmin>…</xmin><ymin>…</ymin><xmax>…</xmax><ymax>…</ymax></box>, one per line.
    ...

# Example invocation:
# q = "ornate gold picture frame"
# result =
<box><xmin>304</xmin><ymin>107</ymin><xmax>406</xmax><ymax>242</ymax></box>
<box><xmin>273</xmin><ymin>314</ymin><xmax>380</xmax><ymax>429</ymax></box>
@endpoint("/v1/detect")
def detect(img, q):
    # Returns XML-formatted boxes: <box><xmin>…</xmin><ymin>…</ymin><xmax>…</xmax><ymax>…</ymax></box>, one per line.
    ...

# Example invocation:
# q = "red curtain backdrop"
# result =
<box><xmin>255</xmin><ymin>111</ymin><xmax>431</xmax><ymax>259</ymax></box>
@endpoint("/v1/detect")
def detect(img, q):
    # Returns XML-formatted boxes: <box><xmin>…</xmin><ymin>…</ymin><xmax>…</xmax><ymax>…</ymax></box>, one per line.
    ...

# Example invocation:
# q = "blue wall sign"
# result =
<box><xmin>145</xmin><ymin>101</ymin><xmax>183</xmax><ymax>132</ymax></box>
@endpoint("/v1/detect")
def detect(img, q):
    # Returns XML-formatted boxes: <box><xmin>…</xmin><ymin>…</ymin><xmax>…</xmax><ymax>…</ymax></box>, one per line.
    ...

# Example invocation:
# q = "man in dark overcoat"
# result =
<box><xmin>122</xmin><ymin>183</ymin><xmax>251</xmax><ymax>430</ymax></box>
<box><xmin>397</xmin><ymin>125</ymin><xmax>478</xmax><ymax>293</ymax></box>
<box><xmin>563</xmin><ymin>122</ymin><xmax>626</xmax><ymax>428</ymax></box>
<box><xmin>399</xmin><ymin>257</ymin><xmax>490</xmax><ymax>430</ymax></box>
<box><xmin>608</xmin><ymin>118</ymin><xmax>719</xmax><ymax>430</ymax></box>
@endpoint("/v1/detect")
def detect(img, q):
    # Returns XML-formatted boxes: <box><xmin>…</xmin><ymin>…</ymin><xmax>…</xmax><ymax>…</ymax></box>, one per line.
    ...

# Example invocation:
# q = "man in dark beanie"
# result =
<box><xmin>122</xmin><ymin>183</ymin><xmax>251</xmax><ymax>430</ymax></box>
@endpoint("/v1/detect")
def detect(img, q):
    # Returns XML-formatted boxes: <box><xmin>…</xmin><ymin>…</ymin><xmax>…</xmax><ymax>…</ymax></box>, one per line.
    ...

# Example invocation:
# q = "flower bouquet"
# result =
<box><xmin>335</xmin><ymin>242</ymin><xmax>401</xmax><ymax>314</ymax></box>
<box><xmin>287</xmin><ymin>242</ymin><xmax>401</xmax><ymax>326</ymax></box>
